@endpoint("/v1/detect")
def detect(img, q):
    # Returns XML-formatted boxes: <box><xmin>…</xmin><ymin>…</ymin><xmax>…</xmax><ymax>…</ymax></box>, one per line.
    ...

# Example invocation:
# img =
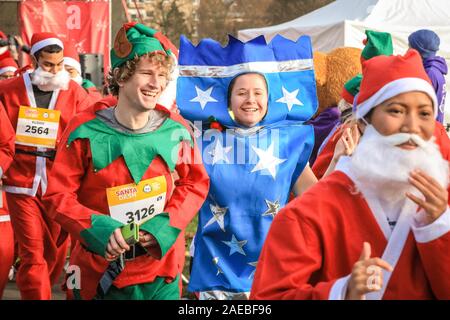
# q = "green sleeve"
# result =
<box><xmin>80</xmin><ymin>214</ymin><xmax>124</xmax><ymax>256</ymax></box>
<box><xmin>139</xmin><ymin>213</ymin><xmax>180</xmax><ymax>259</ymax></box>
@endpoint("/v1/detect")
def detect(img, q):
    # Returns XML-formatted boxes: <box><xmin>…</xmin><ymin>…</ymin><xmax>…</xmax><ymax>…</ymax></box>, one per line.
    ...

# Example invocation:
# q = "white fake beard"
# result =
<box><xmin>31</xmin><ymin>67</ymin><xmax>70</xmax><ymax>91</ymax></box>
<box><xmin>0</xmin><ymin>46</ymin><xmax>7</xmax><ymax>55</ymax></box>
<box><xmin>350</xmin><ymin>124</ymin><xmax>449</xmax><ymax>203</ymax></box>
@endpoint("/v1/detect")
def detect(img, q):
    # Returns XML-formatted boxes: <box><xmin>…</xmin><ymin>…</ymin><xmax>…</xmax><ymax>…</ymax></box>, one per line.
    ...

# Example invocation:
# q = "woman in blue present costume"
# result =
<box><xmin>177</xmin><ymin>34</ymin><xmax>318</xmax><ymax>299</ymax></box>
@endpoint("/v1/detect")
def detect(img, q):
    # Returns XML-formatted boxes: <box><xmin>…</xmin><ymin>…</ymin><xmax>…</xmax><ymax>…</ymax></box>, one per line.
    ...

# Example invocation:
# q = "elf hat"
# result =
<box><xmin>361</xmin><ymin>30</ymin><xmax>393</xmax><ymax>63</ymax></box>
<box><xmin>111</xmin><ymin>22</ymin><xmax>177</xmax><ymax>69</ymax></box>
<box><xmin>341</xmin><ymin>74</ymin><xmax>362</xmax><ymax>104</ymax></box>
<box><xmin>0</xmin><ymin>57</ymin><xmax>18</xmax><ymax>75</ymax></box>
<box><xmin>63</xmin><ymin>40</ymin><xmax>81</xmax><ymax>75</ymax></box>
<box><xmin>355</xmin><ymin>49</ymin><xmax>437</xmax><ymax>119</ymax></box>
<box><xmin>30</xmin><ymin>32</ymin><xmax>63</xmax><ymax>56</ymax></box>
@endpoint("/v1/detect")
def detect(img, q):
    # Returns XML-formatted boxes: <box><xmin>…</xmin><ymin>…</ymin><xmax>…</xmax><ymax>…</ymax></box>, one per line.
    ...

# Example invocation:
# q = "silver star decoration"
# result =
<box><xmin>248</xmin><ymin>261</ymin><xmax>258</xmax><ymax>279</ymax></box>
<box><xmin>222</xmin><ymin>234</ymin><xmax>247</xmax><ymax>256</ymax></box>
<box><xmin>276</xmin><ymin>87</ymin><xmax>303</xmax><ymax>111</ymax></box>
<box><xmin>190</xmin><ymin>86</ymin><xmax>218</xmax><ymax>110</ymax></box>
<box><xmin>212</xmin><ymin>257</ymin><xmax>224</xmax><ymax>276</ymax></box>
<box><xmin>251</xmin><ymin>142</ymin><xmax>287</xmax><ymax>179</ymax></box>
<box><xmin>262</xmin><ymin>199</ymin><xmax>280</xmax><ymax>218</ymax></box>
<box><xmin>208</xmin><ymin>141</ymin><xmax>232</xmax><ymax>165</ymax></box>
<box><xmin>203</xmin><ymin>204</ymin><xmax>228</xmax><ymax>232</ymax></box>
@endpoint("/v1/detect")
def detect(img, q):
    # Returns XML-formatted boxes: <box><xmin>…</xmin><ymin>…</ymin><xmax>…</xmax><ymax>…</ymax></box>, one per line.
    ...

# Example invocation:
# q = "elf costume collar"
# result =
<box><xmin>67</xmin><ymin>111</ymin><xmax>193</xmax><ymax>184</ymax></box>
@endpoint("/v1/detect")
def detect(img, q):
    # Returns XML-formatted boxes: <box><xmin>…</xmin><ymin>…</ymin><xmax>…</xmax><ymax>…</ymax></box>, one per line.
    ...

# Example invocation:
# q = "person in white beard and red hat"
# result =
<box><xmin>250</xmin><ymin>49</ymin><xmax>450</xmax><ymax>300</ymax></box>
<box><xmin>0</xmin><ymin>56</ymin><xmax>18</xmax><ymax>80</ymax></box>
<box><xmin>63</xmin><ymin>40</ymin><xmax>103</xmax><ymax>103</ymax></box>
<box><xmin>0</xmin><ymin>32</ymin><xmax>92</xmax><ymax>300</ymax></box>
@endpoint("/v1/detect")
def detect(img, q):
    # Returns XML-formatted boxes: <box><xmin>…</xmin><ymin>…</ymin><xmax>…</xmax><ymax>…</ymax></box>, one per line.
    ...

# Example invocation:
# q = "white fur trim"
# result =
<box><xmin>355</xmin><ymin>78</ymin><xmax>438</xmax><ymax>119</ymax></box>
<box><xmin>329</xmin><ymin>275</ymin><xmax>351</xmax><ymax>300</ymax></box>
<box><xmin>412</xmin><ymin>207</ymin><xmax>450</xmax><ymax>243</ymax></box>
<box><xmin>0</xmin><ymin>66</ymin><xmax>17</xmax><ymax>75</ymax></box>
<box><xmin>0</xmin><ymin>215</ymin><xmax>10</xmax><ymax>222</ymax></box>
<box><xmin>31</xmin><ymin>38</ymin><xmax>64</xmax><ymax>55</ymax></box>
<box><xmin>64</xmin><ymin>57</ymin><xmax>81</xmax><ymax>75</ymax></box>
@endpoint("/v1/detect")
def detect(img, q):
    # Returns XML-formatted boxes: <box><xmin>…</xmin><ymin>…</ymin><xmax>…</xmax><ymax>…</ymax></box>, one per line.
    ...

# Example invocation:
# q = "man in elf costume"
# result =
<box><xmin>251</xmin><ymin>50</ymin><xmax>450</xmax><ymax>300</ymax></box>
<box><xmin>43</xmin><ymin>23</ymin><xmax>209</xmax><ymax>300</ymax></box>
<box><xmin>0</xmin><ymin>101</ymin><xmax>15</xmax><ymax>298</ymax></box>
<box><xmin>0</xmin><ymin>31</ymin><xmax>91</xmax><ymax>299</ymax></box>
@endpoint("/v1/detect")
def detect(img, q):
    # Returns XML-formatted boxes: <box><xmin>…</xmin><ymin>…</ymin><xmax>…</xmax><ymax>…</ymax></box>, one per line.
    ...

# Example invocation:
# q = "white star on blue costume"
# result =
<box><xmin>190</xmin><ymin>86</ymin><xmax>218</xmax><ymax>110</ymax></box>
<box><xmin>209</xmin><ymin>141</ymin><xmax>232</xmax><ymax>165</ymax></box>
<box><xmin>248</xmin><ymin>261</ymin><xmax>258</xmax><ymax>279</ymax></box>
<box><xmin>203</xmin><ymin>204</ymin><xmax>228</xmax><ymax>232</ymax></box>
<box><xmin>262</xmin><ymin>199</ymin><xmax>280</xmax><ymax>218</ymax></box>
<box><xmin>251</xmin><ymin>142</ymin><xmax>287</xmax><ymax>179</ymax></box>
<box><xmin>276</xmin><ymin>87</ymin><xmax>303</xmax><ymax>111</ymax></box>
<box><xmin>222</xmin><ymin>234</ymin><xmax>247</xmax><ymax>256</ymax></box>
<box><xmin>213</xmin><ymin>257</ymin><xmax>224</xmax><ymax>276</ymax></box>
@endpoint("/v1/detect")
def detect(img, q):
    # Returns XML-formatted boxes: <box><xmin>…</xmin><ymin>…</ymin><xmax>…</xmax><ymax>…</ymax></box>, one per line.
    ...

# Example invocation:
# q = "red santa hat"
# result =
<box><xmin>0</xmin><ymin>30</ymin><xmax>6</xmax><ymax>40</ymax></box>
<box><xmin>30</xmin><ymin>32</ymin><xmax>64</xmax><ymax>56</ymax></box>
<box><xmin>0</xmin><ymin>57</ymin><xmax>18</xmax><ymax>75</ymax></box>
<box><xmin>63</xmin><ymin>40</ymin><xmax>81</xmax><ymax>75</ymax></box>
<box><xmin>355</xmin><ymin>49</ymin><xmax>437</xmax><ymax>119</ymax></box>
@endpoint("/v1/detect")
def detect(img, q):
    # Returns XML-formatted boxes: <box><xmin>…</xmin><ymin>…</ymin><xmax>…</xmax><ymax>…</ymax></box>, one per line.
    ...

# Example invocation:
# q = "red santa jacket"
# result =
<box><xmin>0</xmin><ymin>72</ymin><xmax>92</xmax><ymax>196</ymax></box>
<box><xmin>251</xmin><ymin>168</ymin><xmax>450</xmax><ymax>300</ymax></box>
<box><xmin>0</xmin><ymin>101</ymin><xmax>14</xmax><ymax>218</ymax></box>
<box><xmin>43</xmin><ymin>99</ymin><xmax>209</xmax><ymax>299</ymax></box>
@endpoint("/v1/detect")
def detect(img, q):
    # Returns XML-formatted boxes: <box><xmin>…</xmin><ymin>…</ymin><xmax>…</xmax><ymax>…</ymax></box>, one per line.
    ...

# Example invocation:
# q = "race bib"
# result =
<box><xmin>106</xmin><ymin>176</ymin><xmax>167</xmax><ymax>225</ymax></box>
<box><xmin>15</xmin><ymin>106</ymin><xmax>61</xmax><ymax>149</ymax></box>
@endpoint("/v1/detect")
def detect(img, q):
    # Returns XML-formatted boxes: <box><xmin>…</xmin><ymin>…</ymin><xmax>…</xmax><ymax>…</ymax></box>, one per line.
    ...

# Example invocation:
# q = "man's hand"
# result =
<box><xmin>406</xmin><ymin>169</ymin><xmax>448</xmax><ymax>225</ymax></box>
<box><xmin>105</xmin><ymin>228</ymin><xmax>130</xmax><ymax>261</ymax></box>
<box><xmin>139</xmin><ymin>230</ymin><xmax>157</xmax><ymax>248</ymax></box>
<box><xmin>346</xmin><ymin>242</ymin><xmax>393</xmax><ymax>300</ymax></box>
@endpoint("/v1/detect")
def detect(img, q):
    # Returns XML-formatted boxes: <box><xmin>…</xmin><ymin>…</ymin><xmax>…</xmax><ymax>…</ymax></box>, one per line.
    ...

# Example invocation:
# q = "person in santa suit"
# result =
<box><xmin>0</xmin><ymin>31</ymin><xmax>92</xmax><ymax>300</ymax></box>
<box><xmin>63</xmin><ymin>40</ymin><xmax>103</xmax><ymax>103</ymax></box>
<box><xmin>250</xmin><ymin>49</ymin><xmax>450</xmax><ymax>300</ymax></box>
<box><xmin>43</xmin><ymin>22</ymin><xmax>209</xmax><ymax>300</ymax></box>
<box><xmin>0</xmin><ymin>101</ymin><xmax>15</xmax><ymax>298</ymax></box>
<box><xmin>0</xmin><ymin>55</ymin><xmax>18</xmax><ymax>81</ymax></box>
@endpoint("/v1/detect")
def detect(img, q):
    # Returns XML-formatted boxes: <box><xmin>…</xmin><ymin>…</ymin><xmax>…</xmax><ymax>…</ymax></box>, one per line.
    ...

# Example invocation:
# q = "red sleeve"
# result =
<box><xmin>43</xmin><ymin>124</ymin><xmax>102</xmax><ymax>244</ymax></box>
<box><xmin>415</xmin><ymin>232</ymin><xmax>450</xmax><ymax>299</ymax></box>
<box><xmin>312</xmin><ymin>129</ymin><xmax>342</xmax><ymax>179</ymax></box>
<box><xmin>434</xmin><ymin>121</ymin><xmax>450</xmax><ymax>161</ymax></box>
<box><xmin>0</xmin><ymin>101</ymin><xmax>15</xmax><ymax>175</ymax></box>
<box><xmin>250</xmin><ymin>200</ymin><xmax>336</xmax><ymax>300</ymax></box>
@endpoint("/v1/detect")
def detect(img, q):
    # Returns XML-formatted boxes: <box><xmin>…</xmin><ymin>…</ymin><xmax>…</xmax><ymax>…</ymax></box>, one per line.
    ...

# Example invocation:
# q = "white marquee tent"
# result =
<box><xmin>238</xmin><ymin>0</ymin><xmax>450</xmax><ymax>123</ymax></box>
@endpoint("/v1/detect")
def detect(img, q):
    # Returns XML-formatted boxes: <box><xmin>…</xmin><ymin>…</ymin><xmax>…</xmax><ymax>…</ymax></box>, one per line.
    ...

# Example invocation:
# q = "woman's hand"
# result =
<box><xmin>406</xmin><ymin>169</ymin><xmax>448</xmax><ymax>225</ymax></box>
<box><xmin>346</xmin><ymin>242</ymin><xmax>393</xmax><ymax>300</ymax></box>
<box><xmin>333</xmin><ymin>124</ymin><xmax>360</xmax><ymax>161</ymax></box>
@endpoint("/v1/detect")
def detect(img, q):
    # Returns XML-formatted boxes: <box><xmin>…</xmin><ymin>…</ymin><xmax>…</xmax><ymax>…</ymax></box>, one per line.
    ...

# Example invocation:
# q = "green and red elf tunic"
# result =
<box><xmin>43</xmin><ymin>98</ymin><xmax>209</xmax><ymax>299</ymax></box>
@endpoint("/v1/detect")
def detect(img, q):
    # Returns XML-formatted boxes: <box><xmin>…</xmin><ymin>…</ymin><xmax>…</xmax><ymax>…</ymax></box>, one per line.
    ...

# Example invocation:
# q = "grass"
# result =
<box><xmin>181</xmin><ymin>215</ymin><xmax>198</xmax><ymax>299</ymax></box>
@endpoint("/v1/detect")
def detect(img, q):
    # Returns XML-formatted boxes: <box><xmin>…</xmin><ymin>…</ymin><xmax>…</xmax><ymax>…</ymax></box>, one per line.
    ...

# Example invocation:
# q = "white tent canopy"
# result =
<box><xmin>238</xmin><ymin>0</ymin><xmax>450</xmax><ymax>124</ymax></box>
<box><xmin>238</xmin><ymin>0</ymin><xmax>450</xmax><ymax>59</ymax></box>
